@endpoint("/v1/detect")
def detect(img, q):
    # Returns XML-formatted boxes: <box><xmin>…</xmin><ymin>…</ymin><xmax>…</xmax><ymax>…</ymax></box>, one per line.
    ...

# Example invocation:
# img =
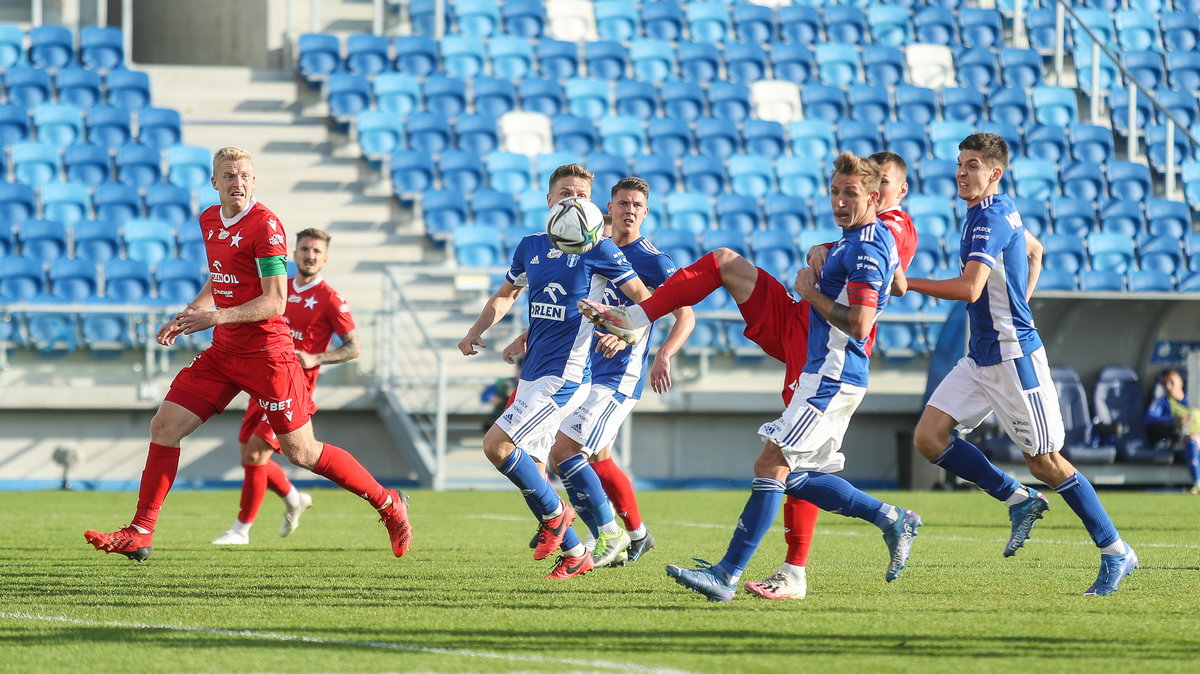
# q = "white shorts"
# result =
<box><xmin>561</xmin><ymin>384</ymin><xmax>638</xmax><ymax>456</ymax></box>
<box><xmin>926</xmin><ymin>347</ymin><xmax>1064</xmax><ymax>456</ymax></box>
<box><xmin>496</xmin><ymin>376</ymin><xmax>590</xmax><ymax>463</ymax></box>
<box><xmin>758</xmin><ymin>372</ymin><xmax>866</xmax><ymax>473</ymax></box>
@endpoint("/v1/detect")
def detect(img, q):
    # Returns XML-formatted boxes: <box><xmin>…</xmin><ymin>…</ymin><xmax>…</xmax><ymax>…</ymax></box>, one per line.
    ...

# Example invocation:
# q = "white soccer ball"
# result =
<box><xmin>546</xmin><ymin>197</ymin><xmax>604</xmax><ymax>254</ymax></box>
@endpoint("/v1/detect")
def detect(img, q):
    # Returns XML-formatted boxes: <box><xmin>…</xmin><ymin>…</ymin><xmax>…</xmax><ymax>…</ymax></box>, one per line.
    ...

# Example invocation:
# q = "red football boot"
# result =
<box><xmin>543</xmin><ymin>552</ymin><xmax>594</xmax><ymax>579</ymax></box>
<box><xmin>378</xmin><ymin>489</ymin><xmax>412</xmax><ymax>558</ymax></box>
<box><xmin>84</xmin><ymin>526</ymin><xmax>152</xmax><ymax>562</ymax></box>
<box><xmin>532</xmin><ymin>500</ymin><xmax>576</xmax><ymax>560</ymax></box>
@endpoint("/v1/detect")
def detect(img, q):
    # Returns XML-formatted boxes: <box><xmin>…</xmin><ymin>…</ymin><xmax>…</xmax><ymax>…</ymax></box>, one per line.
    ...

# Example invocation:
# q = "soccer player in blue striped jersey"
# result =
<box><xmin>458</xmin><ymin>164</ymin><xmax>653</xmax><ymax>579</ymax></box>
<box><xmin>651</xmin><ymin>153</ymin><xmax>923</xmax><ymax>601</ymax></box>
<box><xmin>906</xmin><ymin>132</ymin><xmax>1137</xmax><ymax>596</ymax></box>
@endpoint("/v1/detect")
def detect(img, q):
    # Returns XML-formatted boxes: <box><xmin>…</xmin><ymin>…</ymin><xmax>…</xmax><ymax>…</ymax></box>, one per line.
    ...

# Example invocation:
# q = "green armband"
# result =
<box><xmin>256</xmin><ymin>255</ymin><xmax>287</xmax><ymax>277</ymax></box>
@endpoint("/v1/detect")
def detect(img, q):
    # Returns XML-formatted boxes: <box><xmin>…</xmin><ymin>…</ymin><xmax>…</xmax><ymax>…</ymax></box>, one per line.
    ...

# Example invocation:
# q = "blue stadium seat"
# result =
<box><xmin>55</xmin><ymin>67</ymin><xmax>102</xmax><ymax>108</ymax></box>
<box><xmin>714</xmin><ymin>194</ymin><xmax>759</xmax><ymax>235</ymax></box>
<box><xmin>393</xmin><ymin>36</ymin><xmax>438</xmax><ymax>77</ymax></box>
<box><xmin>49</xmin><ymin>256</ymin><xmax>98</xmax><ymax>301</ymax></box>
<box><xmin>1060</xmin><ymin>161</ymin><xmax>1105</xmax><ymax>202</ymax></box>
<box><xmin>734</xmin><ymin>3</ymin><xmax>774</xmax><ymax>43</ymax></box>
<box><xmin>584</xmin><ymin>41</ymin><xmax>628</xmax><ymax>81</ymax></box>
<box><xmin>764</xmin><ymin>194</ymin><xmax>807</xmax><ymax>234</ymax></box>
<box><xmin>472</xmin><ymin>189</ymin><xmax>520</xmax><ymax>229</ymax></box>
<box><xmin>630</xmin><ymin>39</ymin><xmax>675</xmax><ymax>85</ymax></box>
<box><xmin>1185</xmin><ymin>160</ymin><xmax>1200</xmax><ymax>207</ymax></box>
<box><xmin>1051</xmin><ymin>197</ymin><xmax>1097</xmax><ymax>237</ymax></box>
<box><xmin>1025</xmin><ymin>124</ymin><xmax>1069</xmax><ymax>163</ymax></box>
<box><xmin>1072</xmin><ymin>8</ymin><xmax>1116</xmax><ymax>49</ymax></box>
<box><xmin>1010</xmin><ymin>158</ymin><xmax>1057</xmax><ymax>201</ymax></box>
<box><xmin>0</xmin><ymin>182</ymin><xmax>36</xmax><ymax>223</ymax></box>
<box><xmin>919</xmin><ymin>159</ymin><xmax>958</xmax><ymax>200</ymax></box>
<box><xmin>678</xmin><ymin>41</ymin><xmax>721</xmax><ymax>85</ymax></box>
<box><xmin>537</xmin><ymin>38</ymin><xmax>580</xmax><ymax>80</ymax></box>
<box><xmin>659</xmin><ymin>81</ymin><xmax>704</xmax><ymax>123</ymax></box>
<box><xmin>653</xmin><ymin>228</ymin><xmax>701</xmax><ymax>267</ymax></box>
<box><xmin>642</xmin><ymin>1</ymin><xmax>685</xmax><ymax>41</ymax></box>
<box><xmin>1069</xmin><ymin>124</ymin><xmax>1114</xmax><ymax>164</ymax></box>
<box><xmin>728</xmin><ymin>153</ymin><xmax>774</xmax><ymax>198</ymax></box>
<box><xmin>930</xmin><ymin>120</ymin><xmax>974</xmax><ymax>161</ymax></box>
<box><xmin>485</xmin><ymin>37</ymin><xmax>532</xmax><ymax>81</ymax></box>
<box><xmin>80</xmin><ymin>26</ymin><xmax>124</xmax><ymax>73</ymax></box>
<box><xmin>915</xmin><ymin>7</ymin><xmax>956</xmax><ymax>45</ymax></box>
<box><xmin>648</xmin><ymin>117</ymin><xmax>691</xmax><ymax>159</ymax></box>
<box><xmin>356</xmin><ymin>110</ymin><xmax>404</xmax><ymax>161</ymax></box>
<box><xmin>469</xmin><ymin>77</ymin><xmax>514</xmax><ymax>119</ymax></box>
<box><xmin>742</xmin><ymin>119</ymin><xmax>785</xmax><ymax>159</ymax></box>
<box><xmin>165</xmin><ymin>145</ymin><xmax>211</xmax><ymax>192</ymax></box>
<box><xmin>960</xmin><ymin>8</ymin><xmax>1003</xmax><ymax>49</ymax></box>
<box><xmin>701</xmin><ymin>228</ymin><xmax>750</xmax><ymax>260</ymax></box>
<box><xmin>809</xmin><ymin>201</ymin><xmax>836</xmax><ymax>230</ymax></box>
<box><xmin>815</xmin><ymin>43</ymin><xmax>863</xmax><ymax>87</ymax></box>
<box><xmin>848</xmin><ymin>84</ymin><xmax>890</xmax><ymax>126</ymax></box>
<box><xmin>836</xmin><ymin>120</ymin><xmax>880</xmax><ymax>158</ymax></box>
<box><xmin>1156</xmin><ymin>88</ymin><xmax>1199</xmax><ymax>128</ymax></box>
<box><xmin>776</xmin><ymin>155</ymin><xmax>824</xmax><ymax>199</ymax></box>
<box><xmin>975</xmin><ymin>121</ymin><xmax>1021</xmax><ymax>161</ymax></box>
<box><xmin>64</xmin><ymin>143</ymin><xmax>110</xmax><ymax>188</ymax></box>
<box><xmin>18</xmin><ymin>218</ymin><xmax>67</xmax><ymax>262</ymax></box>
<box><xmin>906</xmin><ymin>194</ymin><xmax>955</xmax><ymax>238</ymax></box>
<box><xmin>1146</xmin><ymin>124</ymin><xmax>1189</xmax><ymax>172</ymax></box>
<box><xmin>686</xmin><ymin>2</ymin><xmax>732</xmax><ymax>44</ymax></box>
<box><xmin>453</xmin><ymin>225</ymin><xmax>505</xmax><ymax>267</ymax></box>
<box><xmin>696</xmin><ymin>116</ymin><xmax>739</xmax><ymax>159</ymax></box>
<box><xmin>145</xmin><ymin>183</ymin><xmax>192</xmax><ymax>228</ymax></box>
<box><xmin>1031</xmin><ymin>86</ymin><xmax>1078</xmax><ymax>127</ymax></box>
<box><xmin>999</xmin><ymin>48</ymin><xmax>1042</xmax><ymax>90</ymax></box>
<box><xmin>440</xmin><ymin>35</ymin><xmax>486</xmax><ymax>79</ymax></box>
<box><xmin>790</xmin><ymin>119</ymin><xmax>836</xmax><ymax>166</ymax></box>
<box><xmin>421</xmin><ymin>190</ymin><xmax>467</xmax><ymax>238</ymax></box>
<box><xmin>681</xmin><ymin>155</ymin><xmax>725</xmax><ymax>197</ymax></box>
<box><xmin>1107</xmin><ymin>161</ymin><xmax>1152</xmax><ymax>201</ymax></box>
<box><xmin>800</xmin><ymin>83</ymin><xmax>846</xmax><ymax>124</ymax></box>
<box><xmin>955</xmin><ymin>48</ymin><xmax>998</xmax><ymax>91</ymax></box>
<box><xmin>94</xmin><ymin>182</ymin><xmax>139</xmax><ymax>225</ymax></box>
<box><xmin>710</xmin><ymin>82</ymin><xmax>752</xmax><ymax>122</ymax></box>
<box><xmin>584</xmin><ymin>152</ymin><xmax>628</xmax><ymax>197</ymax></box>
<box><xmin>0</xmin><ymin>103</ymin><xmax>30</xmax><ymax>147</ymax></box>
<box><xmin>123</xmin><ymin>217</ymin><xmax>175</xmax><ymax>268</ymax></box>
<box><xmin>862</xmin><ymin>46</ymin><xmax>905</xmax><ymax>88</ymax></box>
<box><xmin>369</xmin><ymin>74</ymin><xmax>418</xmax><ymax>117</ymax></box>
<box><xmin>824</xmin><ymin>7</ymin><xmax>866</xmax><ymax>44</ymax></box>
<box><xmin>751</xmin><ymin>229</ymin><xmax>797</xmax><ymax>280</ymax></box>
<box><xmin>867</xmin><ymin>6</ymin><xmax>912</xmax><ymax>48</ymax></box>
<box><xmin>1146</xmin><ymin>199</ymin><xmax>1191</xmax><ymax>239</ymax></box>
<box><xmin>406</xmin><ymin>0</ymin><xmax>446</xmax><ymax>36</ymax></box>
<box><xmin>726</xmin><ymin>43</ymin><xmax>769</xmax><ymax>84</ymax></box>
<box><xmin>1131</xmin><ymin>269</ymin><xmax>1174</xmax><ymax>292</ymax></box>
<box><xmin>941</xmin><ymin>87</ymin><xmax>984</xmax><ymax>126</ymax></box>
<box><xmin>1075</xmin><ymin>47</ymin><xmax>1118</xmax><ymax>94</ymax></box>
<box><xmin>424</xmin><ymin>76</ymin><xmax>467</xmax><ymax>118</ymax></box>
<box><xmin>30</xmin><ymin>25</ymin><xmax>74</xmax><ymax>70</ymax></box>
<box><xmin>11</xmin><ymin>141</ymin><xmax>59</xmax><ymax>187</ymax></box>
<box><xmin>1183</xmin><ymin>270</ymin><xmax>1200</xmax><ymax>291</ymax></box>
<box><xmin>104</xmin><ymin>258</ymin><xmax>151</xmax><ymax>302</ymax></box>
<box><xmin>1036</xmin><ymin>268</ymin><xmax>1076</xmax><ymax>291</ymax></box>
<box><xmin>325</xmin><ymin>73</ymin><xmax>371</xmax><ymax>121</ymax></box>
<box><xmin>780</xmin><ymin>5</ymin><xmax>820</xmax><ymax>45</ymax></box>
<box><xmin>114</xmin><ymin>143</ymin><xmax>161</xmax><ymax>190</ymax></box>
<box><xmin>73</xmin><ymin>219</ymin><xmax>120</xmax><ymax>264</ymax></box>
<box><xmin>6</xmin><ymin>66</ymin><xmax>52</xmax><ymax>111</ymax></box>
<box><xmin>1116</xmin><ymin>10</ymin><xmax>1162</xmax><ymax>52</ymax></box>
<box><xmin>485</xmin><ymin>152</ymin><xmax>532</xmax><ymax>194</ymax></box>
<box><xmin>390</xmin><ymin>149</ymin><xmax>436</xmax><ymax>194</ymax></box>
<box><xmin>1012</xmin><ymin>197</ymin><xmax>1047</xmax><ymax>237</ymax></box>
<box><xmin>566</xmin><ymin>78</ymin><xmax>610</xmax><ymax>121</ymax></box>
<box><xmin>503</xmin><ymin>0</ymin><xmax>545</xmax><ymax>37</ymax></box>
<box><xmin>346</xmin><ymin>33</ymin><xmax>389</xmax><ymax>78</ymax></box>
<box><xmin>1109</xmin><ymin>87</ymin><xmax>1151</xmax><ymax>135</ymax></box>
<box><xmin>297</xmin><ymin>33</ymin><xmax>340</xmax><ymax>81</ymax></box>
<box><xmin>663</xmin><ymin>192</ymin><xmax>713</xmax><ymax>236</ymax></box>
<box><xmin>551</xmin><ymin>114</ymin><xmax>597</xmax><ymax>156</ymax></box>
<box><xmin>84</xmin><ymin>106</ymin><xmax>131</xmax><ymax>156</ymax></box>
<box><xmin>1163</xmin><ymin>12</ymin><xmax>1200</xmax><ymax>52</ymax></box>
<box><xmin>598</xmin><ymin>115</ymin><xmax>646</xmax><ymax>159</ymax></box>
<box><xmin>405</xmin><ymin>111</ymin><xmax>451</xmax><ymax>155</ymax></box>
<box><xmin>894</xmin><ymin>85</ymin><xmax>937</xmax><ymax>126</ymax></box>
<box><xmin>1124</xmin><ymin>50</ymin><xmax>1165</xmax><ymax>91</ymax></box>
<box><xmin>908</xmin><ymin>235</ymin><xmax>942</xmax><ymax>276</ymax></box>
<box><xmin>884</xmin><ymin>120</ymin><xmax>928</xmax><ymax>161</ymax></box>
<box><xmin>41</xmin><ymin>182</ymin><xmax>90</xmax><ymax>227</ymax></box>
<box><xmin>0</xmin><ymin>255</ymin><xmax>45</xmax><ymax>300</ymax></box>
<box><xmin>1138</xmin><ymin>233</ymin><xmax>1183</xmax><ymax>276</ymax></box>
<box><xmin>613</xmin><ymin>79</ymin><xmax>657</xmax><ymax>121</ymax></box>
<box><xmin>771</xmin><ymin>44</ymin><xmax>814</xmax><ymax>85</ymax></box>
<box><xmin>503</xmin><ymin>225</ymin><xmax>541</xmax><ymax>256</ymax></box>
<box><xmin>0</xmin><ymin>24</ymin><xmax>20</xmax><ymax>72</ymax></box>
<box><xmin>595</xmin><ymin>0</ymin><xmax>638</xmax><ymax>42</ymax></box>
<box><xmin>1098</xmin><ymin>198</ymin><xmax>1142</xmax><ymax>237</ymax></box>
<box><xmin>138</xmin><ymin>106</ymin><xmax>182</xmax><ymax>150</ymax></box>
<box><xmin>106</xmin><ymin>68</ymin><xmax>151</xmax><ymax>112</ymax></box>
<box><xmin>32</xmin><ymin>103</ymin><xmax>83</xmax><ymax>148</ymax></box>
<box><xmin>454</xmin><ymin>0</ymin><xmax>501</xmax><ymax>37</ymax></box>
<box><xmin>518</xmin><ymin>78</ymin><xmax>565</xmax><ymax>117</ymax></box>
<box><xmin>1079</xmin><ymin>269</ymin><xmax>1126</xmax><ymax>292</ymax></box>
<box><xmin>1042</xmin><ymin>233</ymin><xmax>1086</xmax><ymax>273</ymax></box>
<box><xmin>155</xmin><ymin>256</ymin><xmax>207</xmax><ymax>305</ymax></box>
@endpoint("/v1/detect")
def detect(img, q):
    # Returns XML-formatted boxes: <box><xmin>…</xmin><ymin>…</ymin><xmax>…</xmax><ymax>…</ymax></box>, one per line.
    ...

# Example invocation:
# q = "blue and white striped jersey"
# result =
<box><xmin>959</xmin><ymin>194</ymin><xmax>1043</xmax><ymax>366</ymax></box>
<box><xmin>590</xmin><ymin>237</ymin><xmax>679</xmax><ymax>398</ymax></box>
<box><xmin>803</xmin><ymin>220</ymin><xmax>898</xmax><ymax>387</ymax></box>
<box><xmin>506</xmin><ymin>233</ymin><xmax>637</xmax><ymax>382</ymax></box>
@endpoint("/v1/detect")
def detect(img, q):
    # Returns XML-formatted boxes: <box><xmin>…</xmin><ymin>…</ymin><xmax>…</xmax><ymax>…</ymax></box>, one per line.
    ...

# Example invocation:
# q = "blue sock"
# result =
<box><xmin>786</xmin><ymin>472</ymin><xmax>894</xmax><ymax>528</ymax></box>
<box><xmin>718</xmin><ymin>477</ymin><xmax>784</xmax><ymax>578</ymax></box>
<box><xmin>1184</xmin><ymin>437</ymin><xmax>1200</xmax><ymax>484</ymax></box>
<box><xmin>498</xmin><ymin>449</ymin><xmax>558</xmax><ymax>518</ymax></box>
<box><xmin>933</xmin><ymin>438</ymin><xmax>1020</xmax><ymax>501</ymax></box>
<box><xmin>1055</xmin><ymin>472</ymin><xmax>1119</xmax><ymax>548</ymax></box>
<box><xmin>557</xmin><ymin>454</ymin><xmax>615</xmax><ymax>529</ymax></box>
<box><xmin>561</xmin><ymin>472</ymin><xmax>601</xmax><ymax>540</ymax></box>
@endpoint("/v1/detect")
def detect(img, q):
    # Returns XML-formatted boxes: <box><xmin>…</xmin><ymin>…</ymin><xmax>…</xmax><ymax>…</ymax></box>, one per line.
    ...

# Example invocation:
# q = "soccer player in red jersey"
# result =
<box><xmin>582</xmin><ymin>152</ymin><xmax>916</xmax><ymax>598</ymax></box>
<box><xmin>212</xmin><ymin>228</ymin><xmax>360</xmax><ymax>545</ymax></box>
<box><xmin>84</xmin><ymin>147</ymin><xmax>411</xmax><ymax>562</ymax></box>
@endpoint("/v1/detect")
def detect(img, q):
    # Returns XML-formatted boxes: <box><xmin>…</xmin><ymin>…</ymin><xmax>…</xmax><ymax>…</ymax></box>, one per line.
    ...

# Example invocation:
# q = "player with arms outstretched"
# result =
<box><xmin>906</xmin><ymin>132</ymin><xmax>1137</xmax><ymax>596</ymax></box>
<box><xmin>84</xmin><ymin>147</ymin><xmax>410</xmax><ymax>562</ymax></box>
<box><xmin>212</xmin><ymin>228</ymin><xmax>360</xmax><ymax>545</ymax></box>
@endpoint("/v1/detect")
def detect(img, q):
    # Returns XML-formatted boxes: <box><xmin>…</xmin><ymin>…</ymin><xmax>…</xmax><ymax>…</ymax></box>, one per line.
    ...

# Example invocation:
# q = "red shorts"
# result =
<box><xmin>237</xmin><ymin>400</ymin><xmax>281</xmax><ymax>450</ymax></box>
<box><xmin>737</xmin><ymin>269</ymin><xmax>811</xmax><ymax>405</ymax></box>
<box><xmin>165</xmin><ymin>347</ymin><xmax>317</xmax><ymax>437</ymax></box>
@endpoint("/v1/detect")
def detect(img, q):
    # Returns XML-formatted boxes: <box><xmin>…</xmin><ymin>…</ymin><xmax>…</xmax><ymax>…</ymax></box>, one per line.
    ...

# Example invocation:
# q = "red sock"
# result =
<box><xmin>638</xmin><ymin>251</ymin><xmax>723</xmax><ymax>322</ymax></box>
<box><xmin>238</xmin><ymin>464</ymin><xmax>268</xmax><ymax>524</ymax></box>
<box><xmin>131</xmin><ymin>443</ymin><xmax>180</xmax><ymax>533</ymax></box>
<box><xmin>264</xmin><ymin>460</ymin><xmax>293</xmax><ymax>498</ymax></box>
<box><xmin>783</xmin><ymin>497</ymin><xmax>820</xmax><ymax>567</ymax></box>
<box><xmin>312</xmin><ymin>443</ymin><xmax>387</xmax><ymax>509</ymax></box>
<box><xmin>591</xmin><ymin>457</ymin><xmax>642</xmax><ymax>531</ymax></box>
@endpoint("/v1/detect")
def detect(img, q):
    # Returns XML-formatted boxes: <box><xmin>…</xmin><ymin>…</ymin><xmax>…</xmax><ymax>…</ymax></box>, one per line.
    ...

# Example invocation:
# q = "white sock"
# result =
<box><xmin>626</xmin><ymin>304</ymin><xmax>650</xmax><ymax>328</ymax></box>
<box><xmin>583</xmin><ymin>535</ymin><xmax>596</xmax><ymax>552</ymax></box>
<box><xmin>283</xmin><ymin>487</ymin><xmax>302</xmax><ymax>508</ymax></box>
<box><xmin>780</xmin><ymin>562</ymin><xmax>806</xmax><ymax>583</ymax></box>
<box><xmin>629</xmin><ymin>524</ymin><xmax>647</xmax><ymax>540</ymax></box>
<box><xmin>599</xmin><ymin>520</ymin><xmax>620</xmax><ymax>536</ymax></box>
<box><xmin>1004</xmin><ymin>486</ymin><xmax>1031</xmax><ymax>506</ymax></box>
<box><xmin>877</xmin><ymin>504</ymin><xmax>899</xmax><ymax>527</ymax></box>
<box><xmin>131</xmin><ymin>524</ymin><xmax>151</xmax><ymax>535</ymax></box>
<box><xmin>726</xmin><ymin>571</ymin><xmax>741</xmax><ymax>585</ymax></box>
<box><xmin>562</xmin><ymin>543</ymin><xmax>585</xmax><ymax>558</ymax></box>
<box><xmin>231</xmin><ymin>519</ymin><xmax>252</xmax><ymax>536</ymax></box>
<box><xmin>1100</xmin><ymin>539</ymin><xmax>1127</xmax><ymax>556</ymax></box>
<box><xmin>542</xmin><ymin>502</ymin><xmax>563</xmax><ymax>520</ymax></box>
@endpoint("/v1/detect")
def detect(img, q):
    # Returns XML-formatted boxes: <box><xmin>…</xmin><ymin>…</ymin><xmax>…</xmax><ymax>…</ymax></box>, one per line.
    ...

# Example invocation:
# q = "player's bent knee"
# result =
<box><xmin>149</xmin><ymin>403</ymin><xmax>202</xmax><ymax>446</ymax></box>
<box><xmin>753</xmin><ymin>443</ymin><xmax>790</xmax><ymax>480</ymax></box>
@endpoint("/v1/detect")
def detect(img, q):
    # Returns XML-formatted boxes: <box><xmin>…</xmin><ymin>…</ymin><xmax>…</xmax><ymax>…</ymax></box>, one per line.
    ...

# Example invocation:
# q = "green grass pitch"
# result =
<box><xmin>1</xmin><ymin>489</ymin><xmax>1197</xmax><ymax>672</ymax></box>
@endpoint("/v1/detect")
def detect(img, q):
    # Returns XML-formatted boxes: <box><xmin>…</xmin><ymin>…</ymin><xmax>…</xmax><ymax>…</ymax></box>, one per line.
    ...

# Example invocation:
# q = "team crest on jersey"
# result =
<box><xmin>547</xmin><ymin>249</ymin><xmax>563</xmax><ymax>259</ymax></box>
<box><xmin>567</xmin><ymin>254</ymin><xmax>580</xmax><ymax>267</ymax></box>
<box><xmin>339</xmin><ymin>303</ymin><xmax>350</xmax><ymax>313</ymax></box>
<box><xmin>218</xmin><ymin>229</ymin><xmax>230</xmax><ymax>240</ymax></box>
<box><xmin>288</xmin><ymin>294</ymin><xmax>301</xmax><ymax>303</ymax></box>
<box><xmin>268</xmin><ymin>234</ymin><xmax>284</xmax><ymax>246</ymax></box>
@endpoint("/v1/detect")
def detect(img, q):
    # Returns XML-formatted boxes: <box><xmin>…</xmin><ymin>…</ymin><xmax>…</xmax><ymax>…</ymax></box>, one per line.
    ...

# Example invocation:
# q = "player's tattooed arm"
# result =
<box><xmin>298</xmin><ymin>330</ymin><xmax>362</xmax><ymax>368</ymax></box>
<box><xmin>794</xmin><ymin>267</ymin><xmax>872</xmax><ymax>340</ymax></box>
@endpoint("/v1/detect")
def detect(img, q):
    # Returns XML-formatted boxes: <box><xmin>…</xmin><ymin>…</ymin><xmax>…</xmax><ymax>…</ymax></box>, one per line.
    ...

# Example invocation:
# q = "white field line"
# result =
<box><xmin>0</xmin><ymin>612</ymin><xmax>691</xmax><ymax>673</ymax></box>
<box><xmin>478</xmin><ymin>514</ymin><xmax>1200</xmax><ymax>550</ymax></box>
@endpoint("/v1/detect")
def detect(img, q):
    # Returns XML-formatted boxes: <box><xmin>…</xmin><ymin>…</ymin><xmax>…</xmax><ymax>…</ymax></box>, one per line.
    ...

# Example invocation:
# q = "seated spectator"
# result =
<box><xmin>1145</xmin><ymin>368</ymin><xmax>1200</xmax><ymax>494</ymax></box>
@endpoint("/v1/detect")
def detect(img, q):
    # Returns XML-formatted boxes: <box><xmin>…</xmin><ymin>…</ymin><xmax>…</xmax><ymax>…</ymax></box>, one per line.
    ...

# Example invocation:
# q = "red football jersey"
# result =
<box><xmin>285</xmin><ymin>276</ymin><xmax>357</xmax><ymax>385</ymax></box>
<box><xmin>198</xmin><ymin>200</ymin><xmax>292</xmax><ymax>354</ymax></box>
<box><xmin>877</xmin><ymin>206</ymin><xmax>917</xmax><ymax>271</ymax></box>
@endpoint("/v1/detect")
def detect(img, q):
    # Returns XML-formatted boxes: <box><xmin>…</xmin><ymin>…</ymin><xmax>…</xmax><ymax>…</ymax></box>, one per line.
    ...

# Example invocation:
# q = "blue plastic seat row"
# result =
<box><xmin>0</xmin><ymin>175</ymin><xmax>209</xmax><ymax>230</ymax></box>
<box><xmin>0</xmin><ymin>24</ymin><xmax>124</xmax><ymax>73</ymax></box>
<box><xmin>4</xmin><ymin>215</ymin><xmax>209</xmax><ymax>267</ymax></box>
<box><xmin>3</xmin><ymin>65</ymin><xmax>150</xmax><ymax>112</ymax></box>
<box><xmin>0</xmin><ymin>253</ymin><xmax>204</xmax><ymax>303</ymax></box>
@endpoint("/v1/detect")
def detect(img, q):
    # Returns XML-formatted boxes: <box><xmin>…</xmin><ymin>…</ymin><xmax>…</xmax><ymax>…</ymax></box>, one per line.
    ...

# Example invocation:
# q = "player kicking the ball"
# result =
<box><xmin>906</xmin><ymin>133</ymin><xmax>1137</xmax><ymax>596</ymax></box>
<box><xmin>212</xmin><ymin>228</ymin><xmax>359</xmax><ymax>546</ymax></box>
<box><xmin>84</xmin><ymin>147</ymin><xmax>410</xmax><ymax>562</ymax></box>
<box><xmin>458</xmin><ymin>164</ymin><xmax>652</xmax><ymax>579</ymax></box>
